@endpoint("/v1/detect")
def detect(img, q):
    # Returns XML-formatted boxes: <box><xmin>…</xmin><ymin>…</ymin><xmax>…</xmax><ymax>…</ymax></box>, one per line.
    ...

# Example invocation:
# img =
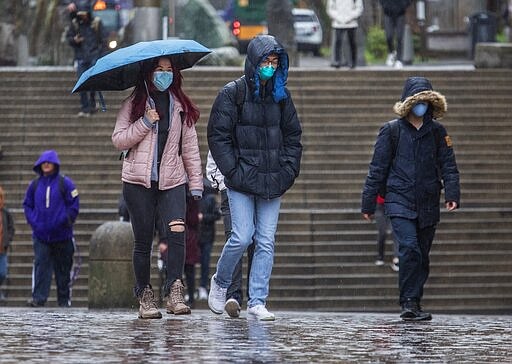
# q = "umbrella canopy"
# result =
<box><xmin>72</xmin><ymin>39</ymin><xmax>211</xmax><ymax>93</ymax></box>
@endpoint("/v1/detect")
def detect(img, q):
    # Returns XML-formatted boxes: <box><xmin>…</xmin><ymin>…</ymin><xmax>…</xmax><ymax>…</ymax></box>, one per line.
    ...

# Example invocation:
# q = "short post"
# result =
<box><xmin>88</xmin><ymin>221</ymin><xmax>136</xmax><ymax>308</ymax></box>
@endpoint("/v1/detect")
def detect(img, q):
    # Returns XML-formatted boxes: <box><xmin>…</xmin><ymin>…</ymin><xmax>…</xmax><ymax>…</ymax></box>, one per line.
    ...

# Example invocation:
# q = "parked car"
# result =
<box><xmin>292</xmin><ymin>8</ymin><xmax>323</xmax><ymax>56</ymax></box>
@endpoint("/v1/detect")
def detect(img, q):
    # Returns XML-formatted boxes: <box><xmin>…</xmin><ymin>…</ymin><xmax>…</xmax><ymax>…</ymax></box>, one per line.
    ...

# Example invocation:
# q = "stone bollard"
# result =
<box><xmin>89</xmin><ymin>221</ymin><xmax>136</xmax><ymax>308</ymax></box>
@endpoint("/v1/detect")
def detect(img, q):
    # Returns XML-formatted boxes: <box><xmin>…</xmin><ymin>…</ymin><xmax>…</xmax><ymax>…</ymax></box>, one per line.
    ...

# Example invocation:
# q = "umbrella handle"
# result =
<box><xmin>98</xmin><ymin>92</ymin><xmax>107</xmax><ymax>112</ymax></box>
<box><xmin>144</xmin><ymin>80</ymin><xmax>156</xmax><ymax>109</ymax></box>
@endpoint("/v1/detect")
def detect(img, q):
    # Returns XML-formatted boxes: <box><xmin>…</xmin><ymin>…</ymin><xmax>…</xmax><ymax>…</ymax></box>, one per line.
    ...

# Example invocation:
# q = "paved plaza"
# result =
<box><xmin>0</xmin><ymin>308</ymin><xmax>511</xmax><ymax>363</ymax></box>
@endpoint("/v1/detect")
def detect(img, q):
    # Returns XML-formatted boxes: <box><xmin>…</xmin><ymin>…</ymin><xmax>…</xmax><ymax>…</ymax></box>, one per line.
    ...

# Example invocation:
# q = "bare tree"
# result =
<box><xmin>266</xmin><ymin>0</ymin><xmax>299</xmax><ymax>66</ymax></box>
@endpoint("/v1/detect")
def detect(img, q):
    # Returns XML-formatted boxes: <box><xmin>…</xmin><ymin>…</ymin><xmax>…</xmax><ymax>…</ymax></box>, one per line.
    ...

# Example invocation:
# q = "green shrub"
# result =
<box><xmin>365</xmin><ymin>25</ymin><xmax>387</xmax><ymax>64</ymax></box>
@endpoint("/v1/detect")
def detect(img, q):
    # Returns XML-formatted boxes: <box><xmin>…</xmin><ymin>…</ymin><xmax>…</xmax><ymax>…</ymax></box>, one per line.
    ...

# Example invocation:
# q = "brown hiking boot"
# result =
<box><xmin>138</xmin><ymin>286</ymin><xmax>162</xmax><ymax>319</ymax></box>
<box><xmin>166</xmin><ymin>280</ymin><xmax>191</xmax><ymax>315</ymax></box>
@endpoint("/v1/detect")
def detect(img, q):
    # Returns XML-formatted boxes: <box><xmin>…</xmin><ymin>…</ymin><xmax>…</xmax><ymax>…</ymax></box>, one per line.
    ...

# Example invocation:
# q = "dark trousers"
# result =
<box><xmin>199</xmin><ymin>238</ymin><xmax>213</xmax><ymax>288</ymax></box>
<box><xmin>32</xmin><ymin>238</ymin><xmax>74</xmax><ymax>306</ymax></box>
<box><xmin>383</xmin><ymin>14</ymin><xmax>406</xmax><ymax>61</ymax></box>
<box><xmin>332</xmin><ymin>27</ymin><xmax>357</xmax><ymax>67</ymax></box>
<box><xmin>77</xmin><ymin>59</ymin><xmax>96</xmax><ymax>113</ymax></box>
<box><xmin>390</xmin><ymin>217</ymin><xmax>436</xmax><ymax>305</ymax></box>
<box><xmin>184</xmin><ymin>264</ymin><xmax>195</xmax><ymax>304</ymax></box>
<box><xmin>123</xmin><ymin>182</ymin><xmax>186</xmax><ymax>297</ymax></box>
<box><xmin>220</xmin><ymin>189</ymin><xmax>254</xmax><ymax>305</ymax></box>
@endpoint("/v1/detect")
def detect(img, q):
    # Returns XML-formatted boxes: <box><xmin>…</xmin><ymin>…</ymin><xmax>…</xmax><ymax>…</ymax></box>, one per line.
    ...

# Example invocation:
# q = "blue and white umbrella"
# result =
<box><xmin>72</xmin><ymin>39</ymin><xmax>211</xmax><ymax>93</ymax></box>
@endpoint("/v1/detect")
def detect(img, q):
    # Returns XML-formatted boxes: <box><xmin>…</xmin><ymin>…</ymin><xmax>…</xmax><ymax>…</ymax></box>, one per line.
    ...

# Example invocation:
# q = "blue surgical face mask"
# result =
<box><xmin>412</xmin><ymin>102</ymin><xmax>428</xmax><ymax>117</ymax></box>
<box><xmin>259</xmin><ymin>65</ymin><xmax>276</xmax><ymax>81</ymax></box>
<box><xmin>153</xmin><ymin>71</ymin><xmax>173</xmax><ymax>91</ymax></box>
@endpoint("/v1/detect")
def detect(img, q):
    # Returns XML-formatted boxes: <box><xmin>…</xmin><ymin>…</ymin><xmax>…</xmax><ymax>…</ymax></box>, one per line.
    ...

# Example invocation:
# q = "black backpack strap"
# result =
<box><xmin>233</xmin><ymin>76</ymin><xmax>246</xmax><ymax>122</ymax></box>
<box><xmin>178</xmin><ymin>111</ymin><xmax>185</xmax><ymax>156</ymax></box>
<box><xmin>31</xmin><ymin>175</ymin><xmax>67</xmax><ymax>200</ymax></box>
<box><xmin>387</xmin><ymin>118</ymin><xmax>400</xmax><ymax>160</ymax></box>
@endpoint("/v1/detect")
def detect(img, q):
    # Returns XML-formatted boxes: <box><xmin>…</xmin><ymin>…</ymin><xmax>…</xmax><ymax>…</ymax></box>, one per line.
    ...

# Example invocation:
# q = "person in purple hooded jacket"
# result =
<box><xmin>23</xmin><ymin>150</ymin><xmax>79</xmax><ymax>307</ymax></box>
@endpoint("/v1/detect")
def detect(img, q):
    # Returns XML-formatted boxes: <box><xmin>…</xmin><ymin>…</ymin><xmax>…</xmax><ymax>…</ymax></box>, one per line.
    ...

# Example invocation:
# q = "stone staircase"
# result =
<box><xmin>0</xmin><ymin>67</ymin><xmax>511</xmax><ymax>313</ymax></box>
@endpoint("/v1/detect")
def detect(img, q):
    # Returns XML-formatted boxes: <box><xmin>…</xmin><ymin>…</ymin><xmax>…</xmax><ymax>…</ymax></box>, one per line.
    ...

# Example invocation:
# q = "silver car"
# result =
<box><xmin>292</xmin><ymin>8</ymin><xmax>323</xmax><ymax>56</ymax></box>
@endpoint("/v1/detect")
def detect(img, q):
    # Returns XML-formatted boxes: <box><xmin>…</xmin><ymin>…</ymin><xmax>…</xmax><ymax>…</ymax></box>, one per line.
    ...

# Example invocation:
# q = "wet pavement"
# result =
<box><xmin>0</xmin><ymin>308</ymin><xmax>511</xmax><ymax>363</ymax></box>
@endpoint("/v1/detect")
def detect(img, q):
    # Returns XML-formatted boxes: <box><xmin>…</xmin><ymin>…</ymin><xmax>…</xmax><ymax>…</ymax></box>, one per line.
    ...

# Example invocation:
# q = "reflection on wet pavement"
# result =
<box><xmin>0</xmin><ymin>309</ymin><xmax>510</xmax><ymax>363</ymax></box>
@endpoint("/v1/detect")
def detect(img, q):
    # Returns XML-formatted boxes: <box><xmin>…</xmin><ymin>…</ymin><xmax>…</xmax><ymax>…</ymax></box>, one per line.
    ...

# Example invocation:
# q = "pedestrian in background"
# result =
<box><xmin>184</xmin><ymin>186</ymin><xmax>201</xmax><ymax>308</ymax></box>
<box><xmin>362</xmin><ymin>76</ymin><xmax>460</xmax><ymax>321</ymax></box>
<box><xmin>112</xmin><ymin>56</ymin><xmax>203</xmax><ymax>319</ymax></box>
<box><xmin>66</xmin><ymin>0</ymin><xmax>105</xmax><ymax>117</ymax></box>
<box><xmin>207</xmin><ymin>35</ymin><xmax>302</xmax><ymax>321</ymax></box>
<box><xmin>206</xmin><ymin>151</ymin><xmax>254</xmax><ymax>318</ymax></box>
<box><xmin>327</xmin><ymin>0</ymin><xmax>364</xmax><ymax>69</ymax></box>
<box><xmin>23</xmin><ymin>150</ymin><xmax>80</xmax><ymax>307</ymax></box>
<box><xmin>0</xmin><ymin>186</ymin><xmax>15</xmax><ymax>302</ymax></box>
<box><xmin>374</xmin><ymin>194</ymin><xmax>399</xmax><ymax>272</ymax></box>
<box><xmin>196</xmin><ymin>175</ymin><xmax>221</xmax><ymax>302</ymax></box>
<box><xmin>379</xmin><ymin>0</ymin><xmax>412</xmax><ymax>69</ymax></box>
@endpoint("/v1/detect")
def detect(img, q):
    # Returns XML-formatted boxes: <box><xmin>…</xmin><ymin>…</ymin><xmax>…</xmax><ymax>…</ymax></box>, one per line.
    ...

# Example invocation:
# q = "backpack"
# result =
<box><xmin>379</xmin><ymin>119</ymin><xmax>442</xmax><ymax>197</ymax></box>
<box><xmin>231</xmin><ymin>76</ymin><xmax>286</xmax><ymax>121</ymax></box>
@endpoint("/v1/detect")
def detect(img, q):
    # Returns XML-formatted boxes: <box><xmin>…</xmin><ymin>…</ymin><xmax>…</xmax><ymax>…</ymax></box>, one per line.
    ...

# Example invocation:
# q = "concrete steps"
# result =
<box><xmin>0</xmin><ymin>67</ymin><xmax>511</xmax><ymax>312</ymax></box>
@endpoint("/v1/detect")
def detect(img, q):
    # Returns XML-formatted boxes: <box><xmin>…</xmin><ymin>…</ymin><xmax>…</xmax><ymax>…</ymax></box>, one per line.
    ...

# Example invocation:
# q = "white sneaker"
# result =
<box><xmin>385</xmin><ymin>52</ymin><xmax>395</xmax><ymax>66</ymax></box>
<box><xmin>247</xmin><ymin>304</ymin><xmax>275</xmax><ymax>321</ymax></box>
<box><xmin>208</xmin><ymin>275</ymin><xmax>226</xmax><ymax>314</ymax></box>
<box><xmin>394</xmin><ymin>60</ymin><xmax>403</xmax><ymax>69</ymax></box>
<box><xmin>225</xmin><ymin>298</ymin><xmax>241</xmax><ymax>318</ymax></box>
<box><xmin>374</xmin><ymin>259</ymin><xmax>385</xmax><ymax>266</ymax></box>
<box><xmin>197</xmin><ymin>286</ymin><xmax>208</xmax><ymax>301</ymax></box>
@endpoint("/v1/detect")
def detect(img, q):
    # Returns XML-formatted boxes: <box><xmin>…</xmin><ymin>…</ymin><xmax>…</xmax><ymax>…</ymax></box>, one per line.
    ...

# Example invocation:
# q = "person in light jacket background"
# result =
<box><xmin>327</xmin><ymin>0</ymin><xmax>364</xmax><ymax>69</ymax></box>
<box><xmin>112</xmin><ymin>56</ymin><xmax>203</xmax><ymax>319</ymax></box>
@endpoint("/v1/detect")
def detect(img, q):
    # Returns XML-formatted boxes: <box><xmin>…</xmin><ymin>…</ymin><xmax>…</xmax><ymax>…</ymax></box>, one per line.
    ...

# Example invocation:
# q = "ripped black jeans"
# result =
<box><xmin>123</xmin><ymin>181</ymin><xmax>186</xmax><ymax>297</ymax></box>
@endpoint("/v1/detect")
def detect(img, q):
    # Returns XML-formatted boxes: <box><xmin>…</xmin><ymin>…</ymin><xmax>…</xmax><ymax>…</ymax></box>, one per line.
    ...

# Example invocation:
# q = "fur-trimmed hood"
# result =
<box><xmin>393</xmin><ymin>77</ymin><xmax>447</xmax><ymax>119</ymax></box>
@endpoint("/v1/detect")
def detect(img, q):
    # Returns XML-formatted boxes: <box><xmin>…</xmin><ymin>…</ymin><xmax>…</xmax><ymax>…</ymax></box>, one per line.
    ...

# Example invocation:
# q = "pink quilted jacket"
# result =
<box><xmin>112</xmin><ymin>96</ymin><xmax>203</xmax><ymax>192</ymax></box>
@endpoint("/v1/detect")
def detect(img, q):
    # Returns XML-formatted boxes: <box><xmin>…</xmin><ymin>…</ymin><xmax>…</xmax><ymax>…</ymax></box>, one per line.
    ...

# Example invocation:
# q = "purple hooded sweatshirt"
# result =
<box><xmin>23</xmin><ymin>150</ymin><xmax>80</xmax><ymax>243</ymax></box>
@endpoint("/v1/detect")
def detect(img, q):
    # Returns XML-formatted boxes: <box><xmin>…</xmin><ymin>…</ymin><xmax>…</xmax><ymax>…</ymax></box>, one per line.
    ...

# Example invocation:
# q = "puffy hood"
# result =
<box><xmin>33</xmin><ymin>150</ymin><xmax>61</xmax><ymax>176</ymax></box>
<box><xmin>244</xmin><ymin>35</ymin><xmax>289</xmax><ymax>103</ymax></box>
<box><xmin>393</xmin><ymin>76</ymin><xmax>447</xmax><ymax>119</ymax></box>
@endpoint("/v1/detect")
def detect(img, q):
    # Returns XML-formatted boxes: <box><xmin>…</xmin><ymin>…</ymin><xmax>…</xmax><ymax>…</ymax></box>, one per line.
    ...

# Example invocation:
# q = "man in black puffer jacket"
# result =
<box><xmin>362</xmin><ymin>77</ymin><xmax>460</xmax><ymax>321</ymax></box>
<box><xmin>207</xmin><ymin>35</ymin><xmax>302</xmax><ymax>321</ymax></box>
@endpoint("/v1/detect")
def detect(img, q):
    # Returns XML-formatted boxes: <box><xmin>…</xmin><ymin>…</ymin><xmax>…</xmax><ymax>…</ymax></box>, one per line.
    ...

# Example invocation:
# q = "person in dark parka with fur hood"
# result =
<box><xmin>207</xmin><ymin>35</ymin><xmax>302</xmax><ymax>321</ymax></box>
<box><xmin>361</xmin><ymin>76</ymin><xmax>460</xmax><ymax>321</ymax></box>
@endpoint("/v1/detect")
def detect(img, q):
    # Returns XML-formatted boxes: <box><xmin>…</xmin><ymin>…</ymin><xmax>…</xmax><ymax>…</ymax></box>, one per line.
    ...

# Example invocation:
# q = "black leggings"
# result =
<box><xmin>123</xmin><ymin>181</ymin><xmax>186</xmax><ymax>297</ymax></box>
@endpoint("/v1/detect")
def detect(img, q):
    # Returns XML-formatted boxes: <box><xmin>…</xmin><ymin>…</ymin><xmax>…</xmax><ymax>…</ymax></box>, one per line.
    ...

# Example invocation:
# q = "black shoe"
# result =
<box><xmin>400</xmin><ymin>300</ymin><xmax>432</xmax><ymax>321</ymax></box>
<box><xmin>330</xmin><ymin>63</ymin><xmax>341</xmax><ymax>69</ymax></box>
<box><xmin>27</xmin><ymin>299</ymin><xmax>45</xmax><ymax>307</ymax></box>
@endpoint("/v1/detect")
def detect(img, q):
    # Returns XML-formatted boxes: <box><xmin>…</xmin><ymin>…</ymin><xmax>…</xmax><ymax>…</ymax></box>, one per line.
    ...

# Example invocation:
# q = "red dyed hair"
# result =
<box><xmin>128</xmin><ymin>57</ymin><xmax>200</xmax><ymax>127</ymax></box>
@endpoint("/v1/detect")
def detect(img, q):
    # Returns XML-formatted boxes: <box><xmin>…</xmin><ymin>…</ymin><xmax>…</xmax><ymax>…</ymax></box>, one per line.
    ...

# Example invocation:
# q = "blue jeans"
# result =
<box><xmin>220</xmin><ymin>189</ymin><xmax>254</xmax><ymax>305</ymax></box>
<box><xmin>215</xmin><ymin>188</ymin><xmax>281</xmax><ymax>308</ymax></box>
<box><xmin>32</xmin><ymin>238</ymin><xmax>74</xmax><ymax>306</ymax></box>
<box><xmin>390</xmin><ymin>217</ymin><xmax>436</xmax><ymax>305</ymax></box>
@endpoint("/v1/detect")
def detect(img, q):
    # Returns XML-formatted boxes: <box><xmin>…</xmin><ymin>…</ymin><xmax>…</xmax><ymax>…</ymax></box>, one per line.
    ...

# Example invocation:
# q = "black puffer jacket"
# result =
<box><xmin>207</xmin><ymin>35</ymin><xmax>302</xmax><ymax>199</ymax></box>
<box><xmin>361</xmin><ymin>77</ymin><xmax>460</xmax><ymax>228</ymax></box>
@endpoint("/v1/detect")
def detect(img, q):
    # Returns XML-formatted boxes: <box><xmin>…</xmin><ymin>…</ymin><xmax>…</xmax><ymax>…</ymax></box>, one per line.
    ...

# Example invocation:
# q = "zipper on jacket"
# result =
<box><xmin>45</xmin><ymin>186</ymin><xmax>50</xmax><ymax>208</ymax></box>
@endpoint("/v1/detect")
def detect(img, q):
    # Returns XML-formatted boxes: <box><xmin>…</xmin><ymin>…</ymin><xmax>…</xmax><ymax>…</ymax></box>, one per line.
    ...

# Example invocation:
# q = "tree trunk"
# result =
<box><xmin>266</xmin><ymin>0</ymin><xmax>299</xmax><ymax>66</ymax></box>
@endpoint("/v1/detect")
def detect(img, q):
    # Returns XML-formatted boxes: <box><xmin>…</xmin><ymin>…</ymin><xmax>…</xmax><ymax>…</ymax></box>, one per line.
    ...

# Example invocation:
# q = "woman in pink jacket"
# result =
<box><xmin>112</xmin><ymin>56</ymin><xmax>203</xmax><ymax>319</ymax></box>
